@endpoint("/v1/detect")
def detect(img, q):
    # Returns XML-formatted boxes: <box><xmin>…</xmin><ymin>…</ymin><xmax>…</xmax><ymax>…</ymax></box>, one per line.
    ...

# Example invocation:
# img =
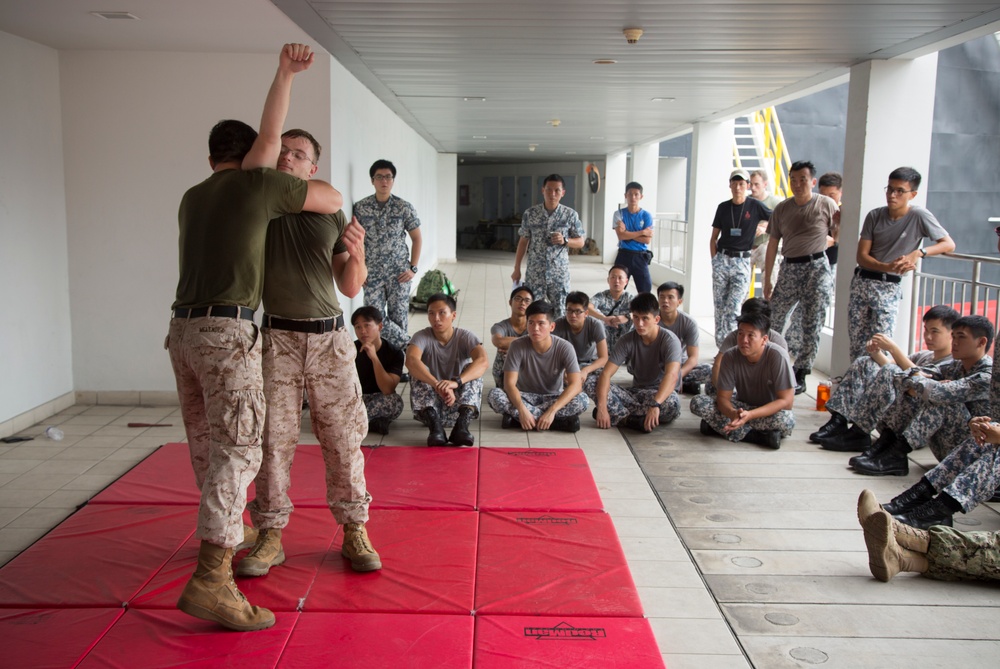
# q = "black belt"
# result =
<box><xmin>784</xmin><ymin>251</ymin><xmax>826</xmax><ymax>264</ymax></box>
<box><xmin>719</xmin><ymin>248</ymin><xmax>751</xmax><ymax>258</ymax></box>
<box><xmin>855</xmin><ymin>266</ymin><xmax>901</xmax><ymax>284</ymax></box>
<box><xmin>172</xmin><ymin>306</ymin><xmax>254</xmax><ymax>320</ymax></box>
<box><xmin>263</xmin><ymin>314</ymin><xmax>343</xmax><ymax>334</ymax></box>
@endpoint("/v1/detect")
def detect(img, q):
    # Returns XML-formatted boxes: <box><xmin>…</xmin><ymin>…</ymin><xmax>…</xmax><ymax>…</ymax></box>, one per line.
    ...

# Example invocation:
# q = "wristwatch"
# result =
<box><xmin>452</xmin><ymin>376</ymin><xmax>464</xmax><ymax>389</ymax></box>
<box><xmin>410</xmin><ymin>264</ymin><xmax>419</xmax><ymax>273</ymax></box>
<box><xmin>919</xmin><ymin>248</ymin><xmax>926</xmax><ymax>258</ymax></box>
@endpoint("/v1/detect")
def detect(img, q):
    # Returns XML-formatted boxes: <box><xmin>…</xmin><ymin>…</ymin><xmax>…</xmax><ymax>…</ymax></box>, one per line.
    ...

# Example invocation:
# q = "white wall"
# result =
<box><xmin>0</xmin><ymin>32</ymin><xmax>73</xmax><ymax>424</ymax></box>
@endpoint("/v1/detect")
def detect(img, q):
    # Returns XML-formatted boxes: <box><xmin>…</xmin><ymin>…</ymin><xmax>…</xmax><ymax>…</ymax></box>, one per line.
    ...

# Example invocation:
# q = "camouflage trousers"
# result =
<box><xmin>711</xmin><ymin>253</ymin><xmax>752</xmax><ymax>349</ymax></box>
<box><xmin>586</xmin><ymin>383</ymin><xmax>680</xmax><ymax>427</ymax></box>
<box><xmin>926</xmin><ymin>525</ymin><xmax>1000</xmax><ymax>582</ymax></box>
<box><xmin>491</xmin><ymin>351</ymin><xmax>508</xmax><ymax>388</ymax></box>
<box><xmin>683</xmin><ymin>363</ymin><xmax>713</xmax><ymax>387</ymax></box>
<box><xmin>826</xmin><ymin>359</ymin><xmax>901</xmax><ymax>432</ymax></box>
<box><xmin>770</xmin><ymin>256</ymin><xmax>832</xmax><ymax>372</ymax></box>
<box><xmin>486</xmin><ymin>388</ymin><xmax>589</xmax><ymax>420</ymax></box>
<box><xmin>848</xmin><ymin>272</ymin><xmax>902</xmax><ymax>361</ymax></box>
<box><xmin>784</xmin><ymin>306</ymin><xmax>804</xmax><ymax>361</ymax></box>
<box><xmin>525</xmin><ymin>270</ymin><xmax>569</xmax><ymax>319</ymax></box>
<box><xmin>364</xmin><ymin>275</ymin><xmax>412</xmax><ymax>351</ymax></box>
<box><xmin>690</xmin><ymin>394</ymin><xmax>795</xmax><ymax>442</ymax></box>
<box><xmin>882</xmin><ymin>394</ymin><xmax>970</xmax><ymax>462</ymax></box>
<box><xmin>167</xmin><ymin>316</ymin><xmax>264</xmax><ymax>549</ymax></box>
<box><xmin>248</xmin><ymin>327</ymin><xmax>370</xmax><ymax>529</ymax></box>
<box><xmin>924</xmin><ymin>436</ymin><xmax>1000</xmax><ymax>512</ymax></box>
<box><xmin>411</xmin><ymin>378</ymin><xmax>483</xmax><ymax>427</ymax></box>
<box><xmin>363</xmin><ymin>392</ymin><xmax>404</xmax><ymax>421</ymax></box>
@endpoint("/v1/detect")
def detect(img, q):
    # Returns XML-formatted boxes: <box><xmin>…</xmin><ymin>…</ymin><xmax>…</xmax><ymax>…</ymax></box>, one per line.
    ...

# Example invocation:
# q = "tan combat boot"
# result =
<box><xmin>235</xmin><ymin>528</ymin><xmax>285</xmax><ymax>577</ymax></box>
<box><xmin>235</xmin><ymin>524</ymin><xmax>258</xmax><ymax>553</ymax></box>
<box><xmin>862</xmin><ymin>510</ymin><xmax>930</xmax><ymax>582</ymax></box>
<box><xmin>892</xmin><ymin>516</ymin><xmax>931</xmax><ymax>553</ymax></box>
<box><xmin>341</xmin><ymin>523</ymin><xmax>382</xmax><ymax>572</ymax></box>
<box><xmin>177</xmin><ymin>541</ymin><xmax>275</xmax><ymax>631</ymax></box>
<box><xmin>857</xmin><ymin>489</ymin><xmax>881</xmax><ymax>525</ymax></box>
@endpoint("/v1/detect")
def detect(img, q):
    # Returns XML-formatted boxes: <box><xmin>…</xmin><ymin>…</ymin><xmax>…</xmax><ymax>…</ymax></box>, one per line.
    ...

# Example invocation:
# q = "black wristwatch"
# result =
<box><xmin>919</xmin><ymin>248</ymin><xmax>926</xmax><ymax>258</ymax></box>
<box><xmin>452</xmin><ymin>376</ymin><xmax>464</xmax><ymax>389</ymax></box>
<box><xmin>410</xmin><ymin>264</ymin><xmax>419</xmax><ymax>273</ymax></box>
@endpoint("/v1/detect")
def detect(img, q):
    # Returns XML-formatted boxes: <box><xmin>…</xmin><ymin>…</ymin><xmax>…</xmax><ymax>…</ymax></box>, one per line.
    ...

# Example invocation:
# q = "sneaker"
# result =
<box><xmin>341</xmin><ymin>523</ymin><xmax>382</xmax><ymax>572</ymax></box>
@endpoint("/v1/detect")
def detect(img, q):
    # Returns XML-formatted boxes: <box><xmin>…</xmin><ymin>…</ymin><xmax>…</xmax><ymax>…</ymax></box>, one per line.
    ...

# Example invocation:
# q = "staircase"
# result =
<box><xmin>733</xmin><ymin>107</ymin><xmax>793</xmax><ymax>198</ymax></box>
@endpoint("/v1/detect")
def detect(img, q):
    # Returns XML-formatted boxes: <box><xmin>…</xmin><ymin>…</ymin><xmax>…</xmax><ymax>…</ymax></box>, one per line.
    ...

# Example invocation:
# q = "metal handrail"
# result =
<box><xmin>651</xmin><ymin>215</ymin><xmax>688</xmax><ymax>273</ymax></box>
<box><xmin>909</xmin><ymin>251</ymin><xmax>1000</xmax><ymax>352</ymax></box>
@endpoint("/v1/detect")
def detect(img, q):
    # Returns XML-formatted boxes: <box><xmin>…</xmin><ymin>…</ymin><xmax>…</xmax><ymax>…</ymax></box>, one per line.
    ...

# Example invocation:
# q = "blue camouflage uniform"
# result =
<box><xmin>519</xmin><ymin>203</ymin><xmax>585</xmax><ymax>318</ymax></box>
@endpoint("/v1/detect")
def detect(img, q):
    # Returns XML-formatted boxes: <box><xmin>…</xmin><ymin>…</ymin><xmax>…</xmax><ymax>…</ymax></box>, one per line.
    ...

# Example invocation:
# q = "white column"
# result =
<box><xmin>830</xmin><ymin>54</ymin><xmax>938</xmax><ymax>374</ymax></box>
<box><xmin>436</xmin><ymin>153</ymin><xmax>457</xmax><ymax>262</ymax></box>
<box><xmin>602</xmin><ymin>151</ymin><xmax>628</xmax><ymax>264</ymax></box>
<box><xmin>631</xmin><ymin>141</ymin><xmax>660</xmax><ymax>217</ymax></box>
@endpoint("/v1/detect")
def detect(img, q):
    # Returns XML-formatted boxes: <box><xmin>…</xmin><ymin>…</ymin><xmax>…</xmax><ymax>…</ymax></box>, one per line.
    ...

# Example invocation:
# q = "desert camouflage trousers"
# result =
<box><xmin>248</xmin><ymin>327</ymin><xmax>370</xmax><ymax>529</ymax></box>
<box><xmin>411</xmin><ymin>378</ymin><xmax>483</xmax><ymax>427</ymax></box>
<box><xmin>486</xmin><ymin>388</ymin><xmax>589</xmax><ymax>419</ymax></box>
<box><xmin>711</xmin><ymin>253</ymin><xmax>752</xmax><ymax>349</ymax></box>
<box><xmin>363</xmin><ymin>392</ymin><xmax>404</xmax><ymax>421</ymax></box>
<box><xmin>689</xmin><ymin>395</ymin><xmax>795</xmax><ymax>442</ymax></box>
<box><xmin>167</xmin><ymin>316</ymin><xmax>264</xmax><ymax>548</ymax></box>
<box><xmin>925</xmin><ymin>437</ymin><xmax>1000</xmax><ymax>512</ymax></box>
<box><xmin>926</xmin><ymin>525</ymin><xmax>1000</xmax><ymax>582</ymax></box>
<box><xmin>364</xmin><ymin>275</ymin><xmax>412</xmax><ymax>350</ymax></box>
<box><xmin>770</xmin><ymin>256</ymin><xmax>832</xmax><ymax>372</ymax></box>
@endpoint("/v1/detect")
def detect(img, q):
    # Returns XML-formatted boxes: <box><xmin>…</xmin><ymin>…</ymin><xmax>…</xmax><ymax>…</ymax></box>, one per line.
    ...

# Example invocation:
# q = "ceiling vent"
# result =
<box><xmin>90</xmin><ymin>11</ymin><xmax>140</xmax><ymax>20</ymax></box>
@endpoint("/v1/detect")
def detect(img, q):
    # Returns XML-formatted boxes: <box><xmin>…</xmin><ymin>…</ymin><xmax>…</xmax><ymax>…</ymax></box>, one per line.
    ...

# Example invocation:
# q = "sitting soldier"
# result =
<box><xmin>488</xmin><ymin>300</ymin><xmax>588</xmax><ymax>432</ymax></box>
<box><xmin>553</xmin><ymin>291</ymin><xmax>608</xmax><ymax>387</ymax></box>
<box><xmin>352</xmin><ymin>306</ymin><xmax>405</xmax><ymax>436</ymax></box>
<box><xmin>588</xmin><ymin>265</ymin><xmax>634</xmax><ymax>353</ymax></box>
<box><xmin>709</xmin><ymin>297</ymin><xmax>788</xmax><ymax>394</ymax></box>
<box><xmin>657</xmin><ymin>282</ymin><xmax>712</xmax><ymax>395</ymax></box>
<box><xmin>490</xmin><ymin>285</ymin><xmax>533</xmax><ymax>387</ymax></box>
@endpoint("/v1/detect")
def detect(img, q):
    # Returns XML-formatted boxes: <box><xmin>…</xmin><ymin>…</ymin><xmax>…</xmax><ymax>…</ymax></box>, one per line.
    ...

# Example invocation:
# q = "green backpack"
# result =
<box><xmin>410</xmin><ymin>269</ymin><xmax>459</xmax><ymax>310</ymax></box>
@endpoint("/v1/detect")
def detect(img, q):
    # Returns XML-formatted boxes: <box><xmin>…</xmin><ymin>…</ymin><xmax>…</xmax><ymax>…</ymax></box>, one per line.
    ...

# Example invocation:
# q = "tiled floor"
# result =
<box><xmin>2</xmin><ymin>250</ymin><xmax>999</xmax><ymax>668</ymax></box>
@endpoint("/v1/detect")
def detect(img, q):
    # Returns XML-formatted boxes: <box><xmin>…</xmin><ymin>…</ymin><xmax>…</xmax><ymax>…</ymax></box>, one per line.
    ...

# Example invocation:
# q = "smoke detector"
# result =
<box><xmin>623</xmin><ymin>28</ymin><xmax>643</xmax><ymax>44</ymax></box>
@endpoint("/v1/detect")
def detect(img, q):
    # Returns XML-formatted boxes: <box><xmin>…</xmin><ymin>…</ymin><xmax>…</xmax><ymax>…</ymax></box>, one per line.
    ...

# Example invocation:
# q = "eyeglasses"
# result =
<box><xmin>511</xmin><ymin>296</ymin><xmax>533</xmax><ymax>303</ymax></box>
<box><xmin>885</xmin><ymin>186</ymin><xmax>913</xmax><ymax>196</ymax></box>
<box><xmin>278</xmin><ymin>147</ymin><xmax>315</xmax><ymax>164</ymax></box>
<box><xmin>373</xmin><ymin>174</ymin><xmax>395</xmax><ymax>182</ymax></box>
<box><xmin>566</xmin><ymin>308</ymin><xmax>586</xmax><ymax>316</ymax></box>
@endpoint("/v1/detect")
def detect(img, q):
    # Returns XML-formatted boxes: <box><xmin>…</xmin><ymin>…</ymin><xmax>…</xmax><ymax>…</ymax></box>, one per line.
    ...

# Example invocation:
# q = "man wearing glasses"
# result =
<box><xmin>847</xmin><ymin>167</ymin><xmax>953</xmax><ymax>361</ymax></box>
<box><xmin>354</xmin><ymin>160</ymin><xmax>423</xmax><ymax>350</ymax></box>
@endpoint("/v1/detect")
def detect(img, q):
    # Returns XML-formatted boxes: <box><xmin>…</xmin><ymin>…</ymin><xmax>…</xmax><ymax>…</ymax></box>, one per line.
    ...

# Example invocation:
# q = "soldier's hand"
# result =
<box><xmin>536</xmin><ymin>409</ymin><xmax>556</xmax><ymax>431</ymax></box>
<box><xmin>343</xmin><ymin>218</ymin><xmax>365</xmax><ymax>259</ymax></box>
<box><xmin>519</xmin><ymin>411</ymin><xmax>537</xmax><ymax>431</ymax></box>
<box><xmin>595</xmin><ymin>406</ymin><xmax>611</xmax><ymax>429</ymax></box>
<box><xmin>280</xmin><ymin>43</ymin><xmax>314</xmax><ymax>74</ymax></box>
<box><xmin>644</xmin><ymin>406</ymin><xmax>661</xmax><ymax>432</ymax></box>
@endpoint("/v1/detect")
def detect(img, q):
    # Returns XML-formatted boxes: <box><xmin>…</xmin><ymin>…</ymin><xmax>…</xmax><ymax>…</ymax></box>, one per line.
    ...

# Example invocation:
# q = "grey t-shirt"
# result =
<box><xmin>718</xmin><ymin>342</ymin><xmax>795</xmax><ymax>407</ymax></box>
<box><xmin>768</xmin><ymin>194</ymin><xmax>839</xmax><ymax>257</ymax></box>
<box><xmin>504</xmin><ymin>337</ymin><xmax>580</xmax><ymax>395</ymax></box>
<box><xmin>610</xmin><ymin>328</ymin><xmax>683</xmax><ymax>389</ymax></box>
<box><xmin>409</xmin><ymin>327</ymin><xmax>482</xmax><ymax>379</ymax></box>
<box><xmin>720</xmin><ymin>328</ymin><xmax>788</xmax><ymax>352</ymax></box>
<box><xmin>859</xmin><ymin>206</ymin><xmax>948</xmax><ymax>267</ymax></box>
<box><xmin>553</xmin><ymin>316</ymin><xmax>607</xmax><ymax>364</ymax></box>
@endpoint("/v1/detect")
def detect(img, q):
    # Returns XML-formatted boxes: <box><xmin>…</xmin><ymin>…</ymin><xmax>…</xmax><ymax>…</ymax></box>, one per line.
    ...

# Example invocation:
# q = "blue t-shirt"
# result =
<box><xmin>612</xmin><ymin>208</ymin><xmax>654</xmax><ymax>252</ymax></box>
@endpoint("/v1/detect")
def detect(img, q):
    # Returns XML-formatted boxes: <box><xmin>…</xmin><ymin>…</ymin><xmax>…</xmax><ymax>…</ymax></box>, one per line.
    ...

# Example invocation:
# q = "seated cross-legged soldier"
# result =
<box><xmin>589</xmin><ymin>293</ymin><xmax>682</xmax><ymax>433</ymax></box>
<box><xmin>588</xmin><ymin>265</ymin><xmax>634</xmax><ymax>353</ymax></box>
<box><xmin>657</xmin><ymin>282</ymin><xmax>712</xmax><ymax>395</ymax></box>
<box><xmin>691</xmin><ymin>311</ymin><xmax>795</xmax><ymax>449</ymax></box>
<box><xmin>813</xmin><ymin>305</ymin><xmax>957</xmax><ymax>451</ymax></box>
<box><xmin>851</xmin><ymin>315</ymin><xmax>993</xmax><ymax>477</ymax></box>
<box><xmin>352</xmin><ymin>306</ymin><xmax>405</xmax><ymax>436</ymax></box>
<box><xmin>487</xmin><ymin>300</ymin><xmax>589</xmax><ymax>432</ymax></box>
<box><xmin>406</xmin><ymin>293</ymin><xmax>489</xmax><ymax>447</ymax></box>
<box><xmin>490</xmin><ymin>285</ymin><xmax>533</xmax><ymax>387</ymax></box>
<box><xmin>554</xmin><ymin>291</ymin><xmax>608</xmax><ymax>388</ymax></box>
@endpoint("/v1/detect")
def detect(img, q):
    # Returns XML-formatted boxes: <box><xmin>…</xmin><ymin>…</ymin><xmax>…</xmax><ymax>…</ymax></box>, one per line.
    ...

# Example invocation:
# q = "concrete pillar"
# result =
<box><xmin>602</xmin><ymin>151</ymin><xmax>628</xmax><ymax>264</ymax></box>
<box><xmin>436</xmin><ymin>153</ymin><xmax>458</xmax><ymax>263</ymax></box>
<box><xmin>830</xmin><ymin>54</ymin><xmax>938</xmax><ymax>374</ymax></box>
<box><xmin>631</xmin><ymin>141</ymin><xmax>660</xmax><ymax>217</ymax></box>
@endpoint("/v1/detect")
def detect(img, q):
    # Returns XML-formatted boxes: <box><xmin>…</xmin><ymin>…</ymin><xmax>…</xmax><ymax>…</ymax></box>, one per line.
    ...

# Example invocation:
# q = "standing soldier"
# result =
<box><xmin>353</xmin><ymin>159</ymin><xmax>422</xmax><ymax>350</ymax></box>
<box><xmin>511</xmin><ymin>174</ymin><xmax>585</xmax><ymax>318</ymax></box>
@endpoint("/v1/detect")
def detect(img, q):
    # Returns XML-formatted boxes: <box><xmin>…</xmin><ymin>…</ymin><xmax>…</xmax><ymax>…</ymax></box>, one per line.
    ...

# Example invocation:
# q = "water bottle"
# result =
<box><xmin>44</xmin><ymin>426</ymin><xmax>64</xmax><ymax>441</ymax></box>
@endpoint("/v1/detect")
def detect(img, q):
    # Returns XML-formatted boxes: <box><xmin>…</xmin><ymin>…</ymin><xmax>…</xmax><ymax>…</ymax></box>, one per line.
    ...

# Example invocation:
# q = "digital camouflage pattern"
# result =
<box><xmin>690</xmin><ymin>394</ymin><xmax>795</xmax><ymax>442</ymax></box>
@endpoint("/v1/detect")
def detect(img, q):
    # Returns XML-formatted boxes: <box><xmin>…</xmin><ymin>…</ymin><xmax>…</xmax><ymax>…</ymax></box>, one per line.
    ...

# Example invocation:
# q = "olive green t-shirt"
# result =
<box><xmin>172</xmin><ymin>168</ymin><xmax>307</xmax><ymax>310</ymax></box>
<box><xmin>263</xmin><ymin>210</ymin><xmax>348</xmax><ymax>319</ymax></box>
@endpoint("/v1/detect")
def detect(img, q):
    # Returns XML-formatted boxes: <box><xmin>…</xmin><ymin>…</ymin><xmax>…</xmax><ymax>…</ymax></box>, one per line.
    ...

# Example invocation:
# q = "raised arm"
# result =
<box><xmin>331</xmin><ymin>217</ymin><xmax>367</xmax><ymax>298</ymax></box>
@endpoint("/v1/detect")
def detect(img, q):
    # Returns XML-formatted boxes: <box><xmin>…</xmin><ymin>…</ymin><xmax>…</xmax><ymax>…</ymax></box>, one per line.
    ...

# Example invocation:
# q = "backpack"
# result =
<box><xmin>410</xmin><ymin>269</ymin><xmax>459</xmax><ymax>310</ymax></box>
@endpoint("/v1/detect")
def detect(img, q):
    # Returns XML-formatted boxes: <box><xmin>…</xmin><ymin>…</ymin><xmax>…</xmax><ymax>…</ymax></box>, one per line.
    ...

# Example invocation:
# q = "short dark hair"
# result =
<box><xmin>923</xmin><ymin>305</ymin><xmax>960</xmax><ymax>329</ymax></box>
<box><xmin>740</xmin><ymin>297</ymin><xmax>771</xmax><ymax>319</ymax></box>
<box><xmin>736</xmin><ymin>312</ymin><xmax>771</xmax><ymax>335</ymax></box>
<box><xmin>888</xmin><ymin>166</ymin><xmax>922</xmax><ymax>190</ymax></box>
<box><xmin>625</xmin><ymin>181</ymin><xmax>643</xmax><ymax>193</ymax></box>
<box><xmin>208</xmin><ymin>120</ymin><xmax>257</xmax><ymax>164</ymax></box>
<box><xmin>609</xmin><ymin>264</ymin><xmax>630</xmax><ymax>278</ymax></box>
<box><xmin>790</xmin><ymin>160</ymin><xmax>816</xmax><ymax>178</ymax></box>
<box><xmin>566</xmin><ymin>291</ymin><xmax>590</xmax><ymax>308</ymax></box>
<box><xmin>629</xmin><ymin>293</ymin><xmax>659</xmax><ymax>316</ymax></box>
<box><xmin>526</xmin><ymin>300</ymin><xmax>556</xmax><ymax>320</ymax></box>
<box><xmin>369</xmin><ymin>159</ymin><xmax>397</xmax><ymax>179</ymax></box>
<box><xmin>953</xmin><ymin>315</ymin><xmax>994</xmax><ymax>351</ymax></box>
<box><xmin>351</xmin><ymin>305</ymin><xmax>383</xmax><ymax>326</ymax></box>
<box><xmin>542</xmin><ymin>174</ymin><xmax>565</xmax><ymax>188</ymax></box>
<box><xmin>282</xmin><ymin>128</ymin><xmax>322</xmax><ymax>162</ymax></box>
<box><xmin>426</xmin><ymin>293</ymin><xmax>457</xmax><ymax>311</ymax></box>
<box><xmin>510</xmin><ymin>285</ymin><xmax>534</xmax><ymax>301</ymax></box>
<box><xmin>818</xmin><ymin>172</ymin><xmax>842</xmax><ymax>189</ymax></box>
<box><xmin>657</xmin><ymin>281</ymin><xmax>684</xmax><ymax>298</ymax></box>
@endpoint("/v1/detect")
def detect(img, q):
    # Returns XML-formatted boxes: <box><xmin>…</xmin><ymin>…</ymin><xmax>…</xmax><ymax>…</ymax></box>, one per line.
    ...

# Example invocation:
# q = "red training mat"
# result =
<box><xmin>90</xmin><ymin>442</ymin><xmax>199</xmax><ymax>505</ymax></box>
<box><xmin>131</xmin><ymin>507</ymin><xmax>336</xmax><ymax>612</ymax></box>
<box><xmin>365</xmin><ymin>446</ymin><xmax>478</xmax><ymax>510</ymax></box>
<box><xmin>474</xmin><ymin>615</ymin><xmax>665</xmax><ymax>668</ymax></box>
<box><xmin>76</xmin><ymin>608</ymin><xmax>297</xmax><ymax>668</ymax></box>
<box><xmin>0</xmin><ymin>608</ymin><xmax>124</xmax><ymax>669</ymax></box>
<box><xmin>477</xmin><ymin>447</ymin><xmax>604</xmax><ymax>512</ymax></box>
<box><xmin>306</xmin><ymin>509</ymin><xmax>478</xmax><ymax>614</ymax></box>
<box><xmin>0</xmin><ymin>505</ymin><xmax>195</xmax><ymax>607</ymax></box>
<box><xmin>474</xmin><ymin>511</ymin><xmax>643</xmax><ymax>617</ymax></box>
<box><xmin>277</xmin><ymin>612</ymin><xmax>473</xmax><ymax>669</ymax></box>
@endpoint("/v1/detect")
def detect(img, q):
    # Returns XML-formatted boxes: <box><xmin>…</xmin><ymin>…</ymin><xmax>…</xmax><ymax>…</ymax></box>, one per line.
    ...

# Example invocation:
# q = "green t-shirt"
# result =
<box><xmin>263</xmin><ymin>210</ymin><xmax>348</xmax><ymax>319</ymax></box>
<box><xmin>172</xmin><ymin>168</ymin><xmax>308</xmax><ymax>310</ymax></box>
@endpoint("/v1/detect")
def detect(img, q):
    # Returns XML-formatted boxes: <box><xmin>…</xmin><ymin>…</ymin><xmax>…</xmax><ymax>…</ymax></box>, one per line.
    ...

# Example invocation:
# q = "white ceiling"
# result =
<box><xmin>2</xmin><ymin>0</ymin><xmax>999</xmax><ymax>163</ymax></box>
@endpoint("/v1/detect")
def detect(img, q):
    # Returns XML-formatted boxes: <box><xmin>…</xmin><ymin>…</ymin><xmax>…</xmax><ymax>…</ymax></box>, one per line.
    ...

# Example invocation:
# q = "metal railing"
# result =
<box><xmin>909</xmin><ymin>252</ymin><xmax>1000</xmax><ymax>352</ymax></box>
<box><xmin>651</xmin><ymin>215</ymin><xmax>688</xmax><ymax>273</ymax></box>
